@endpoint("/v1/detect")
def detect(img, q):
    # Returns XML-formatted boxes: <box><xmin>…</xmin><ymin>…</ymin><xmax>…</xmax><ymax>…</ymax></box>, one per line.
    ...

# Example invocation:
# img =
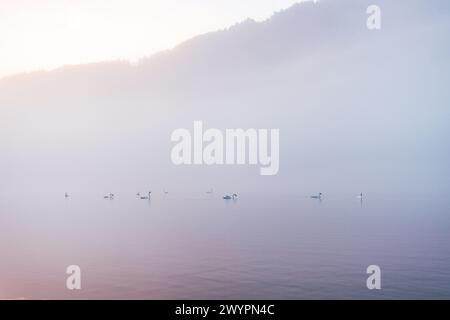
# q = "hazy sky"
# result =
<box><xmin>0</xmin><ymin>0</ymin><xmax>307</xmax><ymax>78</ymax></box>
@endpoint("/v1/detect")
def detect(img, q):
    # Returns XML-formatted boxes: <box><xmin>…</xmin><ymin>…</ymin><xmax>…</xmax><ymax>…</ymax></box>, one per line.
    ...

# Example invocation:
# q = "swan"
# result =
<box><xmin>311</xmin><ymin>193</ymin><xmax>322</xmax><ymax>199</ymax></box>
<box><xmin>104</xmin><ymin>193</ymin><xmax>114</xmax><ymax>199</ymax></box>
<box><xmin>223</xmin><ymin>194</ymin><xmax>238</xmax><ymax>200</ymax></box>
<box><xmin>357</xmin><ymin>193</ymin><xmax>363</xmax><ymax>199</ymax></box>
<box><xmin>140</xmin><ymin>192</ymin><xmax>152</xmax><ymax>200</ymax></box>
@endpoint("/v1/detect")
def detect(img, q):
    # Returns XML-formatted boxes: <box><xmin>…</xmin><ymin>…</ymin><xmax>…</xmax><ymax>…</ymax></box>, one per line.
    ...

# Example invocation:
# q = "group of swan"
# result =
<box><xmin>65</xmin><ymin>191</ymin><xmax>363</xmax><ymax>201</ymax></box>
<box><xmin>65</xmin><ymin>189</ymin><xmax>219</xmax><ymax>199</ymax></box>
<box><xmin>64</xmin><ymin>191</ymin><xmax>364</xmax><ymax>201</ymax></box>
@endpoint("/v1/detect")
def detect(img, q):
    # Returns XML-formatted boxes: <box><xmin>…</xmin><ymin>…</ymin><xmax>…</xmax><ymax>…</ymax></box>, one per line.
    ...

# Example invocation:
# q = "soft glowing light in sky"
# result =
<box><xmin>0</xmin><ymin>0</ymin><xmax>302</xmax><ymax>78</ymax></box>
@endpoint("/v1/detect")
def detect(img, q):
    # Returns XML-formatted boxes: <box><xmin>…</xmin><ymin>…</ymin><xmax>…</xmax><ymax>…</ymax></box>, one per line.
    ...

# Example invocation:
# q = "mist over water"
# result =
<box><xmin>1</xmin><ymin>0</ymin><xmax>450</xmax><ymax>299</ymax></box>
<box><xmin>1</xmin><ymin>0</ymin><xmax>449</xmax><ymax>197</ymax></box>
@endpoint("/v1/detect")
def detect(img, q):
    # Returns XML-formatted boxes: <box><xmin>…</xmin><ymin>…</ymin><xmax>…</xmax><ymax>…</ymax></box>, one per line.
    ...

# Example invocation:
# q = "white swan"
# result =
<box><xmin>140</xmin><ymin>192</ymin><xmax>152</xmax><ymax>200</ymax></box>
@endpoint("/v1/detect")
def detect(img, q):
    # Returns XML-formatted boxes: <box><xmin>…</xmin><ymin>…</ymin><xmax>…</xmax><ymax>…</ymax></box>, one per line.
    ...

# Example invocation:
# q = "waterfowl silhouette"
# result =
<box><xmin>311</xmin><ymin>193</ymin><xmax>322</xmax><ymax>199</ymax></box>
<box><xmin>359</xmin><ymin>193</ymin><xmax>364</xmax><ymax>208</ymax></box>
<box><xmin>223</xmin><ymin>194</ymin><xmax>238</xmax><ymax>200</ymax></box>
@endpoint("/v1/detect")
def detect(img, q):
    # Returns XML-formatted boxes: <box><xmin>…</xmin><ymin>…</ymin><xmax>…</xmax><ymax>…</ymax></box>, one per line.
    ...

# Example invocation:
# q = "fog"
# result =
<box><xmin>1</xmin><ymin>0</ymin><xmax>449</xmax><ymax>197</ymax></box>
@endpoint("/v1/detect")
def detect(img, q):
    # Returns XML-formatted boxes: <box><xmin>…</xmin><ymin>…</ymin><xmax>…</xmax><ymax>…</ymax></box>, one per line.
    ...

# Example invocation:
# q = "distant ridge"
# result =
<box><xmin>1</xmin><ymin>0</ymin><xmax>449</xmax><ymax>85</ymax></box>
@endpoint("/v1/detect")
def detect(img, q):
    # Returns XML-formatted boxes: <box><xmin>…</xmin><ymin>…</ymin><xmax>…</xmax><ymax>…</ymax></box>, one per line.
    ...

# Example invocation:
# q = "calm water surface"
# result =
<box><xmin>0</xmin><ymin>193</ymin><xmax>449</xmax><ymax>299</ymax></box>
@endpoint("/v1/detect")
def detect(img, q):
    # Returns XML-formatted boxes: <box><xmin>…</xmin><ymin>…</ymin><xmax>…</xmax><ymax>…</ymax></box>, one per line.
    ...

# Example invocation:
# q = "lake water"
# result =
<box><xmin>0</xmin><ymin>192</ymin><xmax>449</xmax><ymax>299</ymax></box>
